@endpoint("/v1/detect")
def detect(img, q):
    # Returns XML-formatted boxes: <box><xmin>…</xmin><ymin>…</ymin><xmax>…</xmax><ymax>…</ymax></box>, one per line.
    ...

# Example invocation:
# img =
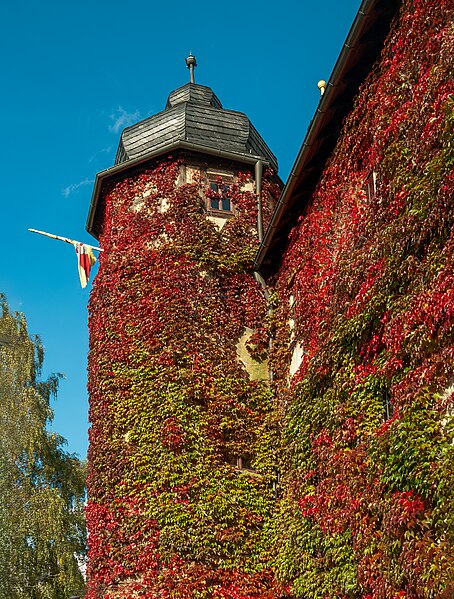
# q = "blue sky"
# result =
<box><xmin>0</xmin><ymin>0</ymin><xmax>362</xmax><ymax>458</ymax></box>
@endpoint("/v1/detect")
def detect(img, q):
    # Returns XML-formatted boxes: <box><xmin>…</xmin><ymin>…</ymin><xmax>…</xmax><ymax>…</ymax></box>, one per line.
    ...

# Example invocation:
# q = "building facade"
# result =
<box><xmin>85</xmin><ymin>81</ymin><xmax>281</xmax><ymax>598</ymax></box>
<box><xmin>260</xmin><ymin>0</ymin><xmax>453</xmax><ymax>597</ymax></box>
<box><xmin>86</xmin><ymin>0</ymin><xmax>453</xmax><ymax>597</ymax></box>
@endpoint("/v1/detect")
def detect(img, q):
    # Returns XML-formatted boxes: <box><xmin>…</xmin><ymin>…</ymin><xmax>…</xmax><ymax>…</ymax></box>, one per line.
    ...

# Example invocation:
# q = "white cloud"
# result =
<box><xmin>62</xmin><ymin>177</ymin><xmax>94</xmax><ymax>198</ymax></box>
<box><xmin>88</xmin><ymin>146</ymin><xmax>112</xmax><ymax>163</ymax></box>
<box><xmin>109</xmin><ymin>106</ymin><xmax>140</xmax><ymax>134</ymax></box>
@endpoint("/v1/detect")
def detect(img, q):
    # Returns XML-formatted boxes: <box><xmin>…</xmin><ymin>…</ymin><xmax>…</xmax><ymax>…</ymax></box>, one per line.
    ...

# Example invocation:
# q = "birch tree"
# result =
<box><xmin>0</xmin><ymin>296</ymin><xmax>86</xmax><ymax>598</ymax></box>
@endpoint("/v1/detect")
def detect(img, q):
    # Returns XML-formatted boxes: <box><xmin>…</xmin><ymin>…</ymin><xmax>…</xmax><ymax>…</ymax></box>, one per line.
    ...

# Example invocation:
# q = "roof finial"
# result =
<box><xmin>186</xmin><ymin>52</ymin><xmax>197</xmax><ymax>84</ymax></box>
<box><xmin>317</xmin><ymin>80</ymin><xmax>327</xmax><ymax>96</ymax></box>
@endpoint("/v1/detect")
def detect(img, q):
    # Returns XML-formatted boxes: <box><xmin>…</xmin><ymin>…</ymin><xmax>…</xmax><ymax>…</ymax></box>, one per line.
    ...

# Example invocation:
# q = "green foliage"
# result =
<box><xmin>0</xmin><ymin>295</ymin><xmax>87</xmax><ymax>599</ymax></box>
<box><xmin>84</xmin><ymin>3</ymin><xmax>453</xmax><ymax>596</ymax></box>
<box><xmin>86</xmin><ymin>162</ymin><xmax>280</xmax><ymax>597</ymax></box>
<box><xmin>270</xmin><ymin>1</ymin><xmax>454</xmax><ymax>596</ymax></box>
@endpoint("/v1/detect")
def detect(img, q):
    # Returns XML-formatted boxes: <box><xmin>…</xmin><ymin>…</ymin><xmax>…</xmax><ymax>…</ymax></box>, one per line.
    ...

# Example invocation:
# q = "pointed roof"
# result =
<box><xmin>166</xmin><ymin>83</ymin><xmax>222</xmax><ymax>109</ymax></box>
<box><xmin>87</xmin><ymin>77</ymin><xmax>279</xmax><ymax>238</ymax></box>
<box><xmin>114</xmin><ymin>82</ymin><xmax>277</xmax><ymax>171</ymax></box>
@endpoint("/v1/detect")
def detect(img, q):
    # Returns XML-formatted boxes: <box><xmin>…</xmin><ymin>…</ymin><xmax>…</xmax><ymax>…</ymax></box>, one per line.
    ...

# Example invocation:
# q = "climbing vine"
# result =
<box><xmin>271</xmin><ymin>1</ymin><xmax>453</xmax><ymax>597</ymax></box>
<box><xmin>86</xmin><ymin>2</ymin><xmax>452</xmax><ymax>596</ymax></box>
<box><xmin>86</xmin><ymin>157</ymin><xmax>280</xmax><ymax>598</ymax></box>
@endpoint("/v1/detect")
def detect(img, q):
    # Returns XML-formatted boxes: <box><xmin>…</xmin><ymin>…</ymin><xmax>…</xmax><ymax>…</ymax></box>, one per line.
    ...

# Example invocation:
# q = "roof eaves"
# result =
<box><xmin>86</xmin><ymin>140</ymin><xmax>273</xmax><ymax>238</ymax></box>
<box><xmin>254</xmin><ymin>0</ymin><xmax>401</xmax><ymax>274</ymax></box>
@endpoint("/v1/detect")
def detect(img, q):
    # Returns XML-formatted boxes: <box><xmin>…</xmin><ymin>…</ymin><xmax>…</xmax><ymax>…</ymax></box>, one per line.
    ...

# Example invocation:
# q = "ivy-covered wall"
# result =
<box><xmin>86</xmin><ymin>157</ymin><xmax>281</xmax><ymax>598</ymax></box>
<box><xmin>86</xmin><ymin>2</ymin><xmax>453</xmax><ymax>597</ymax></box>
<box><xmin>271</xmin><ymin>1</ymin><xmax>453</xmax><ymax>597</ymax></box>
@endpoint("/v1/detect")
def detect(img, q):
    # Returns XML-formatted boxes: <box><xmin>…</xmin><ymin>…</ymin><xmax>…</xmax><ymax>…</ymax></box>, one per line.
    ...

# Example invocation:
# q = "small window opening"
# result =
<box><xmin>273</xmin><ymin>466</ymin><xmax>280</xmax><ymax>499</ymax></box>
<box><xmin>209</xmin><ymin>182</ymin><xmax>232</xmax><ymax>212</ymax></box>
<box><xmin>236</xmin><ymin>455</ymin><xmax>253</xmax><ymax>471</ymax></box>
<box><xmin>383</xmin><ymin>389</ymin><xmax>393</xmax><ymax>421</ymax></box>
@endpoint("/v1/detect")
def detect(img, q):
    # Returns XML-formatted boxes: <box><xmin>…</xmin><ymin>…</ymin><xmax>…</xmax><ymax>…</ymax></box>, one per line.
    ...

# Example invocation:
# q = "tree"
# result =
<box><xmin>0</xmin><ymin>295</ymin><xmax>87</xmax><ymax>598</ymax></box>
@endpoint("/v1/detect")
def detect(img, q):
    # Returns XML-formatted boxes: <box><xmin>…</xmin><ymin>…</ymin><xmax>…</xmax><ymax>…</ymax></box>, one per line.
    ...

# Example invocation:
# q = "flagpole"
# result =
<box><xmin>28</xmin><ymin>228</ymin><xmax>103</xmax><ymax>252</ymax></box>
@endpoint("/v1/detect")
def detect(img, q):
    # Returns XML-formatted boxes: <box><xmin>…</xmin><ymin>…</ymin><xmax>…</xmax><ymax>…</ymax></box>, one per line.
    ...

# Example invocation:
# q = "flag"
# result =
<box><xmin>73</xmin><ymin>242</ymin><xmax>96</xmax><ymax>288</ymax></box>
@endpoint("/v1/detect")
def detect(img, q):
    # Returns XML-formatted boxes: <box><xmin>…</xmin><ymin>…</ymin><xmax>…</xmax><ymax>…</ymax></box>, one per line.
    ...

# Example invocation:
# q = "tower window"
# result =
<box><xmin>209</xmin><ymin>182</ymin><xmax>232</xmax><ymax>212</ymax></box>
<box><xmin>206</xmin><ymin>170</ymin><xmax>235</xmax><ymax>214</ymax></box>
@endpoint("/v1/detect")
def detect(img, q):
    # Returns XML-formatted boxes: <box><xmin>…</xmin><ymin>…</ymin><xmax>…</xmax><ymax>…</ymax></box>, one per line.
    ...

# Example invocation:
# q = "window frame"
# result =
<box><xmin>206</xmin><ymin>172</ymin><xmax>235</xmax><ymax>216</ymax></box>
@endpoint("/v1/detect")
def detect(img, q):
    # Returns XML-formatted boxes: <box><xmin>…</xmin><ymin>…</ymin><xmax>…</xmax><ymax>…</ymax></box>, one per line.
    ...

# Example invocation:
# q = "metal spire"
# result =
<box><xmin>185</xmin><ymin>53</ymin><xmax>197</xmax><ymax>84</ymax></box>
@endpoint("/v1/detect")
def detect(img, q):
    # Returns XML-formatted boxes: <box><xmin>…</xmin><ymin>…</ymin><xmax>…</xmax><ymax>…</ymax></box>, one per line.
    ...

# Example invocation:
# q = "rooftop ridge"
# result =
<box><xmin>166</xmin><ymin>82</ymin><xmax>223</xmax><ymax>110</ymax></box>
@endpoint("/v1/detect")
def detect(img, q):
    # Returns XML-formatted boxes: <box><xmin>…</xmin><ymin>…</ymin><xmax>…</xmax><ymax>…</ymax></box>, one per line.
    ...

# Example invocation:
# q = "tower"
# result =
<box><xmin>85</xmin><ymin>61</ymin><xmax>281</xmax><ymax>598</ymax></box>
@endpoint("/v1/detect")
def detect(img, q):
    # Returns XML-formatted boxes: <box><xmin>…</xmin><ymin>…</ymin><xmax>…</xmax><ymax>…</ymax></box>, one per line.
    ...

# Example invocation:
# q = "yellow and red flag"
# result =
<box><xmin>73</xmin><ymin>242</ymin><xmax>97</xmax><ymax>288</ymax></box>
<box><xmin>29</xmin><ymin>228</ymin><xmax>102</xmax><ymax>288</ymax></box>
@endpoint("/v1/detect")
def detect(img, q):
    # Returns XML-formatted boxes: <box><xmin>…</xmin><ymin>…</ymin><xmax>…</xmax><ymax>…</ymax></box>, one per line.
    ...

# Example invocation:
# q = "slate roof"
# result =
<box><xmin>114</xmin><ymin>82</ymin><xmax>278</xmax><ymax>171</ymax></box>
<box><xmin>87</xmin><ymin>81</ymin><xmax>279</xmax><ymax>238</ymax></box>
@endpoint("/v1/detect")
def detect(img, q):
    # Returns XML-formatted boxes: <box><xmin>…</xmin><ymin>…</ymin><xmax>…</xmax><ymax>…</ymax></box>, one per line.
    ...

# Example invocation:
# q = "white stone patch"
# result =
<box><xmin>236</xmin><ymin>327</ymin><xmax>269</xmax><ymax>383</ymax></box>
<box><xmin>241</xmin><ymin>181</ymin><xmax>254</xmax><ymax>192</ymax></box>
<box><xmin>143</xmin><ymin>184</ymin><xmax>157</xmax><ymax>197</ymax></box>
<box><xmin>289</xmin><ymin>340</ymin><xmax>305</xmax><ymax>378</ymax></box>
<box><xmin>441</xmin><ymin>380</ymin><xmax>454</xmax><ymax>435</ymax></box>
<box><xmin>158</xmin><ymin>197</ymin><xmax>170</xmax><ymax>213</ymax></box>
<box><xmin>147</xmin><ymin>232</ymin><xmax>168</xmax><ymax>249</ymax></box>
<box><xmin>288</xmin><ymin>294</ymin><xmax>296</xmax><ymax>341</ymax></box>
<box><xmin>181</xmin><ymin>165</ymin><xmax>200</xmax><ymax>185</ymax></box>
<box><xmin>287</xmin><ymin>294</ymin><xmax>305</xmax><ymax>377</ymax></box>
<box><xmin>131</xmin><ymin>183</ymin><xmax>158</xmax><ymax>212</ymax></box>
<box><xmin>207</xmin><ymin>215</ymin><xmax>228</xmax><ymax>230</ymax></box>
<box><xmin>131</xmin><ymin>197</ymin><xmax>145</xmax><ymax>212</ymax></box>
